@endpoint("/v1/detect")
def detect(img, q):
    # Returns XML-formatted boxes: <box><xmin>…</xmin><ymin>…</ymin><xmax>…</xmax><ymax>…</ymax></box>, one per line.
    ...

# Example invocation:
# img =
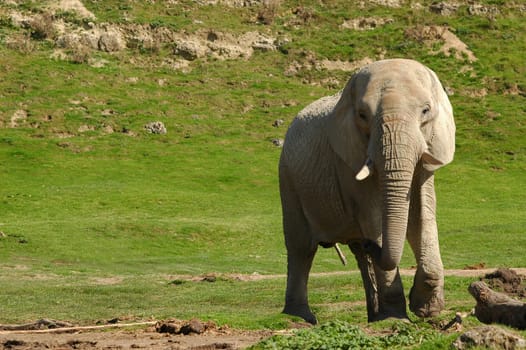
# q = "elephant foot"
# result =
<box><xmin>409</xmin><ymin>286</ymin><xmax>444</xmax><ymax>318</ymax></box>
<box><xmin>283</xmin><ymin>304</ymin><xmax>317</xmax><ymax>325</ymax></box>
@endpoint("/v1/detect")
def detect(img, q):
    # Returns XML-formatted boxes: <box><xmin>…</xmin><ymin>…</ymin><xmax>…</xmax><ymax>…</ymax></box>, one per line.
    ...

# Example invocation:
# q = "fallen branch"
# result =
<box><xmin>334</xmin><ymin>243</ymin><xmax>347</xmax><ymax>266</ymax></box>
<box><xmin>0</xmin><ymin>320</ymin><xmax>156</xmax><ymax>334</ymax></box>
<box><xmin>468</xmin><ymin>281</ymin><xmax>526</xmax><ymax>330</ymax></box>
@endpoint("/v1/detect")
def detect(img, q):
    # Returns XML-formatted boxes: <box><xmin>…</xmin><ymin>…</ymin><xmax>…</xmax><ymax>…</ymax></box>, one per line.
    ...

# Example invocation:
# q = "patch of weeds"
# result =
<box><xmin>252</xmin><ymin>320</ymin><xmax>447</xmax><ymax>350</ymax></box>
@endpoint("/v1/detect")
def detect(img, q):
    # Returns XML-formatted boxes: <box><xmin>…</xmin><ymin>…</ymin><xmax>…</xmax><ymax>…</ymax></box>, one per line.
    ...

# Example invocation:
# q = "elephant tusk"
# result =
<box><xmin>355</xmin><ymin>158</ymin><xmax>373</xmax><ymax>181</ymax></box>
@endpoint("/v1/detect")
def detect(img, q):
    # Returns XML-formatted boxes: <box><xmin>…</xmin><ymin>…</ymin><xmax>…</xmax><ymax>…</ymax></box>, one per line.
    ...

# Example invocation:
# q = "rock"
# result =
<box><xmin>361</xmin><ymin>0</ymin><xmax>402</xmax><ymax>8</ymax></box>
<box><xmin>453</xmin><ymin>326</ymin><xmax>526</xmax><ymax>350</ymax></box>
<box><xmin>468</xmin><ymin>4</ymin><xmax>499</xmax><ymax>16</ymax></box>
<box><xmin>10</xmin><ymin>109</ymin><xmax>28</xmax><ymax>128</ymax></box>
<box><xmin>173</xmin><ymin>39</ymin><xmax>208</xmax><ymax>60</ymax></box>
<box><xmin>98</xmin><ymin>29</ymin><xmax>126</xmax><ymax>52</ymax></box>
<box><xmin>144</xmin><ymin>121</ymin><xmax>167</xmax><ymax>134</ymax></box>
<box><xmin>429</xmin><ymin>2</ymin><xmax>460</xmax><ymax>16</ymax></box>
<box><xmin>246</xmin><ymin>32</ymin><xmax>277</xmax><ymax>52</ymax></box>
<box><xmin>101</xmin><ymin>109</ymin><xmax>115</xmax><ymax>116</ymax></box>
<box><xmin>341</xmin><ymin>17</ymin><xmax>394</xmax><ymax>31</ymax></box>
<box><xmin>272</xmin><ymin>138</ymin><xmax>284</xmax><ymax>147</ymax></box>
<box><xmin>202</xmin><ymin>275</ymin><xmax>217</xmax><ymax>282</ymax></box>
<box><xmin>78</xmin><ymin>125</ymin><xmax>95</xmax><ymax>133</ymax></box>
<box><xmin>272</xmin><ymin>119</ymin><xmax>284</xmax><ymax>127</ymax></box>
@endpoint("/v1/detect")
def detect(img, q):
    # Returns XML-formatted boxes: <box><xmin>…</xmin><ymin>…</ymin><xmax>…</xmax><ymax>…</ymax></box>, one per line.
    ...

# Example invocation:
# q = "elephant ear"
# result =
<box><xmin>326</xmin><ymin>78</ymin><xmax>363</xmax><ymax>170</ymax></box>
<box><xmin>422</xmin><ymin>68</ymin><xmax>456</xmax><ymax>172</ymax></box>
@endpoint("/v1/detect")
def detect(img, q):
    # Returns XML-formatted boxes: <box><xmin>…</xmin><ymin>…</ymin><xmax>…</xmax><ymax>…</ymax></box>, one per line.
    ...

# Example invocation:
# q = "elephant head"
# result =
<box><xmin>327</xmin><ymin>59</ymin><xmax>455</xmax><ymax>271</ymax></box>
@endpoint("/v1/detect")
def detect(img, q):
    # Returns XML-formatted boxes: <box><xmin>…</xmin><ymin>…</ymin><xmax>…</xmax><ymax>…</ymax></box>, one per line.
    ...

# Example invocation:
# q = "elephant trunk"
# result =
<box><xmin>375</xmin><ymin>120</ymin><xmax>419</xmax><ymax>271</ymax></box>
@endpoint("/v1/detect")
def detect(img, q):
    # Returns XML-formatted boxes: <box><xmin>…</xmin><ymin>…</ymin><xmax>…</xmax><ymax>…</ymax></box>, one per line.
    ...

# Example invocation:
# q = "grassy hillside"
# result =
<box><xmin>0</xmin><ymin>0</ymin><xmax>525</xmax><ymax>339</ymax></box>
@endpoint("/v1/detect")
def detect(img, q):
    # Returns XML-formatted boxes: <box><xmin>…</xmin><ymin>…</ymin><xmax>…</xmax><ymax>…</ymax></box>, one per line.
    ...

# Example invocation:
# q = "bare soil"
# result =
<box><xmin>0</xmin><ymin>320</ymin><xmax>274</xmax><ymax>350</ymax></box>
<box><xmin>2</xmin><ymin>268</ymin><xmax>525</xmax><ymax>350</ymax></box>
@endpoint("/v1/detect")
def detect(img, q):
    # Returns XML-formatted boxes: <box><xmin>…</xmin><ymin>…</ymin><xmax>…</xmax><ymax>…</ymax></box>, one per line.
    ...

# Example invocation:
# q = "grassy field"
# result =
<box><xmin>0</xmin><ymin>0</ymin><xmax>525</xmax><ymax>347</ymax></box>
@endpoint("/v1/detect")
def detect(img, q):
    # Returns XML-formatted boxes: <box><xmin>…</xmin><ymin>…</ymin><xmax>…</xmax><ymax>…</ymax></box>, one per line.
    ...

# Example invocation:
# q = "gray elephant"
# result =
<box><xmin>279</xmin><ymin>59</ymin><xmax>455</xmax><ymax>324</ymax></box>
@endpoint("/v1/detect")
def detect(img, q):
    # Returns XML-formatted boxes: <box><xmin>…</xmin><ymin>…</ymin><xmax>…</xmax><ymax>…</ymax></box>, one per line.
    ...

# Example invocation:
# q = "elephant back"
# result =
<box><xmin>281</xmin><ymin>92</ymin><xmax>342</xmax><ymax>178</ymax></box>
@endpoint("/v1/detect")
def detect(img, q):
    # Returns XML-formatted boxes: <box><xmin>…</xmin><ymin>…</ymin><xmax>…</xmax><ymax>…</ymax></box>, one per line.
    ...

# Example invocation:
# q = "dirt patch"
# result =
<box><xmin>0</xmin><ymin>319</ymin><xmax>272</xmax><ymax>350</ymax></box>
<box><xmin>404</xmin><ymin>25</ymin><xmax>477</xmax><ymax>62</ymax></box>
<box><xmin>482</xmin><ymin>268</ymin><xmax>526</xmax><ymax>299</ymax></box>
<box><xmin>166</xmin><ymin>268</ymin><xmax>526</xmax><ymax>284</ymax></box>
<box><xmin>48</xmin><ymin>0</ymin><xmax>96</xmax><ymax>19</ymax></box>
<box><xmin>285</xmin><ymin>52</ymin><xmax>377</xmax><ymax>78</ymax></box>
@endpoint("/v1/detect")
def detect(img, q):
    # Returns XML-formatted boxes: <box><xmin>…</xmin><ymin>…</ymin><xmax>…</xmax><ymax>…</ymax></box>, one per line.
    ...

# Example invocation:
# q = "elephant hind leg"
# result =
<box><xmin>283</xmin><ymin>242</ymin><xmax>318</xmax><ymax>324</ymax></box>
<box><xmin>350</xmin><ymin>241</ymin><xmax>379</xmax><ymax>322</ymax></box>
<box><xmin>283</xmin><ymin>216</ymin><xmax>318</xmax><ymax>324</ymax></box>
<box><xmin>281</xmin><ymin>196</ymin><xmax>318</xmax><ymax>321</ymax></box>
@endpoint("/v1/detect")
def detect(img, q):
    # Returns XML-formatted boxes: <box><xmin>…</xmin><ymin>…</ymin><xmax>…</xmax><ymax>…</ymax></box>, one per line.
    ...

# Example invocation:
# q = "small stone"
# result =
<box><xmin>101</xmin><ymin>109</ymin><xmax>115</xmax><ymax>116</ymax></box>
<box><xmin>272</xmin><ymin>119</ymin><xmax>284</xmax><ymax>127</ymax></box>
<box><xmin>144</xmin><ymin>121</ymin><xmax>167</xmax><ymax>134</ymax></box>
<box><xmin>272</xmin><ymin>138</ymin><xmax>284</xmax><ymax>147</ymax></box>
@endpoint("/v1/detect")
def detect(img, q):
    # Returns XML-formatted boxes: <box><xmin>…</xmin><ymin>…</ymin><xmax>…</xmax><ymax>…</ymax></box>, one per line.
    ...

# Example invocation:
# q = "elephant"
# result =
<box><xmin>279</xmin><ymin>58</ymin><xmax>455</xmax><ymax>324</ymax></box>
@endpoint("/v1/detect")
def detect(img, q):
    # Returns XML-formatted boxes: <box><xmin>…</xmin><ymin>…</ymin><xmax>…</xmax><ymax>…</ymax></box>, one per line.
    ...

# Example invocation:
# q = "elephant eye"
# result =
<box><xmin>358</xmin><ymin>112</ymin><xmax>367</xmax><ymax>121</ymax></box>
<box><xmin>421</xmin><ymin>105</ymin><xmax>431</xmax><ymax>118</ymax></box>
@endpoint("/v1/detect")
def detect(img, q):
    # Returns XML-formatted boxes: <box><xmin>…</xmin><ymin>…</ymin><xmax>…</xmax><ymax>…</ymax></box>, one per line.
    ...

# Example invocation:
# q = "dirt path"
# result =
<box><xmin>169</xmin><ymin>267</ymin><xmax>526</xmax><ymax>282</ymax></box>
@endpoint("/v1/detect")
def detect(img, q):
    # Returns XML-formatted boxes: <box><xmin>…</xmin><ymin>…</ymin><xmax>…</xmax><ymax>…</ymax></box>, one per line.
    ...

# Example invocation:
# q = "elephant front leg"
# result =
<box><xmin>373</xmin><ymin>264</ymin><xmax>408</xmax><ymax>321</ymax></box>
<box><xmin>407</xmin><ymin>172</ymin><xmax>445</xmax><ymax>317</ymax></box>
<box><xmin>407</xmin><ymin>220</ymin><xmax>445</xmax><ymax>317</ymax></box>
<box><xmin>352</xmin><ymin>241</ymin><xmax>408</xmax><ymax>321</ymax></box>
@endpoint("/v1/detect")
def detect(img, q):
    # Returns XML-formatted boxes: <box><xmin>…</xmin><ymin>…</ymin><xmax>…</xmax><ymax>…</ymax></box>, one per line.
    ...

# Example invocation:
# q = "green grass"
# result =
<box><xmin>0</xmin><ymin>0</ymin><xmax>525</xmax><ymax>348</ymax></box>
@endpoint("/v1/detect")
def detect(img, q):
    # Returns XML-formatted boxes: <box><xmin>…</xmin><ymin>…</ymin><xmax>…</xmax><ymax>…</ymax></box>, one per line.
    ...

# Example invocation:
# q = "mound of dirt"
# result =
<box><xmin>482</xmin><ymin>268</ymin><xmax>526</xmax><ymax>299</ymax></box>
